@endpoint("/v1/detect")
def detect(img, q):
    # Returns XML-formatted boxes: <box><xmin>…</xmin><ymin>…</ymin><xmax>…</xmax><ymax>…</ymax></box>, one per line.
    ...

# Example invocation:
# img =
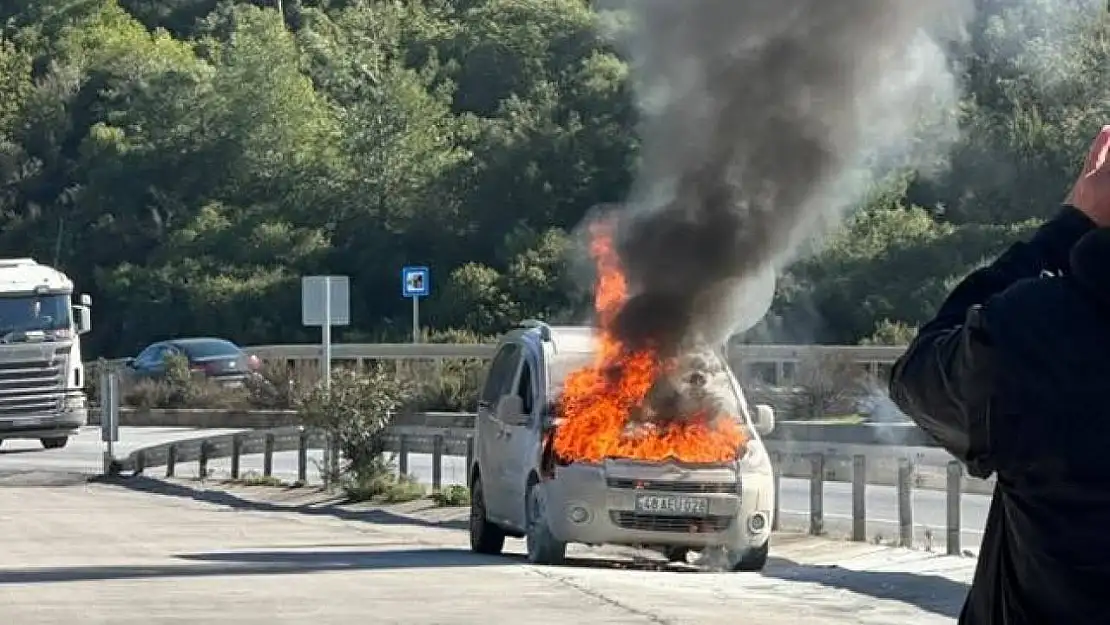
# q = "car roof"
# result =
<box><xmin>510</xmin><ymin>324</ymin><xmax>597</xmax><ymax>355</ymax></box>
<box><xmin>164</xmin><ymin>337</ymin><xmax>241</xmax><ymax>350</ymax></box>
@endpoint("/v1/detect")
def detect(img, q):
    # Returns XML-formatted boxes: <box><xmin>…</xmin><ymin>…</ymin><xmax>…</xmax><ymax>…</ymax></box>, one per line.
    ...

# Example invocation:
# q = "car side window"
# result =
<box><xmin>516</xmin><ymin>360</ymin><xmax>534</xmax><ymax>415</ymax></box>
<box><xmin>481</xmin><ymin>344</ymin><xmax>521</xmax><ymax>405</ymax></box>
<box><xmin>135</xmin><ymin>344</ymin><xmax>162</xmax><ymax>366</ymax></box>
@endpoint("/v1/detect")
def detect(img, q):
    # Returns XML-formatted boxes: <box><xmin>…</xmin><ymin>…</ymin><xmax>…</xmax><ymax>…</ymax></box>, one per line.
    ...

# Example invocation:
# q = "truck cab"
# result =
<box><xmin>468</xmin><ymin>322</ymin><xmax>777</xmax><ymax>570</ymax></box>
<box><xmin>0</xmin><ymin>259</ymin><xmax>92</xmax><ymax>449</ymax></box>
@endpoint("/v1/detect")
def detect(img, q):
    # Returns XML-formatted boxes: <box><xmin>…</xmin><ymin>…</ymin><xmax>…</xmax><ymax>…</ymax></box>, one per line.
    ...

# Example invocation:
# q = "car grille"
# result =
<box><xmin>0</xmin><ymin>347</ymin><xmax>67</xmax><ymax>418</ymax></box>
<box><xmin>606</xmin><ymin>477</ymin><xmax>738</xmax><ymax>494</ymax></box>
<box><xmin>610</xmin><ymin>511</ymin><xmax>734</xmax><ymax>533</ymax></box>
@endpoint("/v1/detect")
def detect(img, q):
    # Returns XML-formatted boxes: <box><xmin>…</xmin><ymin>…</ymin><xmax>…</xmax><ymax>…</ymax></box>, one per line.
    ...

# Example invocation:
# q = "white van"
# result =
<box><xmin>467</xmin><ymin>321</ymin><xmax>777</xmax><ymax>570</ymax></box>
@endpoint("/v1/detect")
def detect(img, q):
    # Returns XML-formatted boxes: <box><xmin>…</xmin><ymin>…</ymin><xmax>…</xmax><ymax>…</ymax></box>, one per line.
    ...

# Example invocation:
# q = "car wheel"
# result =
<box><xmin>662</xmin><ymin>546</ymin><xmax>691</xmax><ymax>563</ymax></box>
<box><xmin>729</xmin><ymin>540</ymin><xmax>770</xmax><ymax>572</ymax></box>
<box><xmin>469</xmin><ymin>475</ymin><xmax>506</xmax><ymax>555</ymax></box>
<box><xmin>525</xmin><ymin>481</ymin><xmax>566</xmax><ymax>565</ymax></box>
<box><xmin>40</xmin><ymin>437</ymin><xmax>68</xmax><ymax>450</ymax></box>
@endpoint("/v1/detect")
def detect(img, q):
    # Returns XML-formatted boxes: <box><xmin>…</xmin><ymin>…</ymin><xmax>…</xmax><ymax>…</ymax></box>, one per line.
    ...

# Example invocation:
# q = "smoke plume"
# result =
<box><xmin>604</xmin><ymin>0</ymin><xmax>973</xmax><ymax>355</ymax></box>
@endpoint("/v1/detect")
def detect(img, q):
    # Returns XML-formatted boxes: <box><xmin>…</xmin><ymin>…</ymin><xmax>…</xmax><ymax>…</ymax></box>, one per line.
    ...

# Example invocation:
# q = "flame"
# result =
<box><xmin>551</xmin><ymin>222</ymin><xmax>749</xmax><ymax>465</ymax></box>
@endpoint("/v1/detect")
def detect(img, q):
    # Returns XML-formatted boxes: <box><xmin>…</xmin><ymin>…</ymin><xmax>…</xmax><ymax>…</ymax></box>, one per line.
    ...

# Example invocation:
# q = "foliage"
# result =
<box><xmin>792</xmin><ymin>352</ymin><xmax>867</xmax><ymax>419</ymax></box>
<box><xmin>861</xmin><ymin>320</ymin><xmax>919</xmax><ymax>346</ymax></box>
<box><xmin>1</xmin><ymin>0</ymin><xmax>1107</xmax><ymax>353</ymax></box>
<box><xmin>431</xmin><ymin>484</ymin><xmax>470</xmax><ymax>507</ymax></box>
<box><xmin>122</xmin><ymin>353</ymin><xmax>249</xmax><ymax>409</ymax></box>
<box><xmin>345</xmin><ymin>472</ymin><xmax>427</xmax><ymax>504</ymax></box>
<box><xmin>295</xmin><ymin>365</ymin><xmax>413</xmax><ymax>489</ymax></box>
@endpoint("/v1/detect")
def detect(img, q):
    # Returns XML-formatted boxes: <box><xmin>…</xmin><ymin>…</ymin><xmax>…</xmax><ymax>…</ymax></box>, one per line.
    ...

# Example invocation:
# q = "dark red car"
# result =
<box><xmin>124</xmin><ymin>337</ymin><xmax>261</xmax><ymax>385</ymax></box>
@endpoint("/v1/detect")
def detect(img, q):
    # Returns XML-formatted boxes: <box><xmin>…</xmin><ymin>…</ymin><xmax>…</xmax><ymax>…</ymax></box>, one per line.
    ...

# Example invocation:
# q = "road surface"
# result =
<box><xmin>0</xmin><ymin>426</ymin><xmax>988</xmax><ymax>551</ymax></box>
<box><xmin>0</xmin><ymin>472</ymin><xmax>976</xmax><ymax>624</ymax></box>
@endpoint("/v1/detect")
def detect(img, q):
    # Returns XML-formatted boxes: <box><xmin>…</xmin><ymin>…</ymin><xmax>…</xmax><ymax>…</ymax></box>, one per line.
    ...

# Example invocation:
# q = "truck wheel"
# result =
<box><xmin>525</xmin><ymin>481</ymin><xmax>566</xmax><ymax>565</ymax></box>
<box><xmin>469</xmin><ymin>475</ymin><xmax>506</xmax><ymax>555</ymax></box>
<box><xmin>662</xmin><ymin>546</ymin><xmax>691</xmax><ymax>563</ymax></box>
<box><xmin>730</xmin><ymin>540</ymin><xmax>769</xmax><ymax>572</ymax></box>
<box><xmin>40</xmin><ymin>437</ymin><xmax>68</xmax><ymax>450</ymax></box>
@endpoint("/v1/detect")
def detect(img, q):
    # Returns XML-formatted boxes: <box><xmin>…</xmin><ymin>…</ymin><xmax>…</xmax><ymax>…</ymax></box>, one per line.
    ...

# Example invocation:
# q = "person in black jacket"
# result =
<box><xmin>889</xmin><ymin>126</ymin><xmax>1110</xmax><ymax>625</ymax></box>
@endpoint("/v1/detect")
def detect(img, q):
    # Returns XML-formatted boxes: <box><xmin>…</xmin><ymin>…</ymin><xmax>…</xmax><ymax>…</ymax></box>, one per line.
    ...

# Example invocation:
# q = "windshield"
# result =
<box><xmin>0</xmin><ymin>293</ymin><xmax>72</xmax><ymax>340</ymax></box>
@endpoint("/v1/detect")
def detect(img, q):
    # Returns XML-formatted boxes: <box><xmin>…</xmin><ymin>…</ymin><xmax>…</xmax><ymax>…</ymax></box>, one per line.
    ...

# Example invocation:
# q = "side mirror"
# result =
<box><xmin>72</xmin><ymin>305</ymin><xmax>91</xmax><ymax>335</ymax></box>
<box><xmin>496</xmin><ymin>394</ymin><xmax>529</xmax><ymax>426</ymax></box>
<box><xmin>121</xmin><ymin>357</ymin><xmax>135</xmax><ymax>368</ymax></box>
<box><xmin>79</xmin><ymin>293</ymin><xmax>92</xmax><ymax>306</ymax></box>
<box><xmin>753</xmin><ymin>403</ymin><xmax>776</xmax><ymax>436</ymax></box>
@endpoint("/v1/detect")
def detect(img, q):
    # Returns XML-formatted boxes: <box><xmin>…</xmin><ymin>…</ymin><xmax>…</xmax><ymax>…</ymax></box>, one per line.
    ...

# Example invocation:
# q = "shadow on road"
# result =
<box><xmin>93</xmin><ymin>474</ymin><xmax>469</xmax><ymax>531</ymax></box>
<box><xmin>0</xmin><ymin>547</ymin><xmax>705</xmax><ymax>586</ymax></box>
<box><xmin>0</xmin><ymin>447</ymin><xmax>44</xmax><ymax>456</ymax></box>
<box><xmin>762</xmin><ymin>556</ymin><xmax>969</xmax><ymax>619</ymax></box>
<box><xmin>0</xmin><ymin>548</ymin><xmax>507</xmax><ymax>584</ymax></box>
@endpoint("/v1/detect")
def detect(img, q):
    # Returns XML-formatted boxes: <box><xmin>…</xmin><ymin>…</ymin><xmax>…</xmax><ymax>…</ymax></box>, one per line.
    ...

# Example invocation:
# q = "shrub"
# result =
<box><xmin>431</xmin><ymin>484</ymin><xmax>470</xmax><ymax>507</ymax></box>
<box><xmin>90</xmin><ymin>349</ymin><xmax>482</xmax><ymax>413</ymax></box>
<box><xmin>402</xmin><ymin>358</ymin><xmax>486</xmax><ymax>412</ymax></box>
<box><xmin>793</xmin><ymin>351</ymin><xmax>869</xmax><ymax>419</ymax></box>
<box><xmin>346</xmin><ymin>473</ymin><xmax>427</xmax><ymax>503</ymax></box>
<box><xmin>244</xmin><ymin>359</ymin><xmax>319</xmax><ymax>409</ymax></box>
<box><xmin>120</xmin><ymin>354</ymin><xmax>249</xmax><ymax>409</ymax></box>
<box><xmin>295</xmin><ymin>365</ymin><xmax>414</xmax><ymax>488</ymax></box>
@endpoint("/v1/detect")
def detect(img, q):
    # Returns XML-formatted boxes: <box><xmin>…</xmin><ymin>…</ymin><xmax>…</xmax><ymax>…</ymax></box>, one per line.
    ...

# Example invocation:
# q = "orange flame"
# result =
<box><xmin>551</xmin><ymin>223</ymin><xmax>749</xmax><ymax>465</ymax></box>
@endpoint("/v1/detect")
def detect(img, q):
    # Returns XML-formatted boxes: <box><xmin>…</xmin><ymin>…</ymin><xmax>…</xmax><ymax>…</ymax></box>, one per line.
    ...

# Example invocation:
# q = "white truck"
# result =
<box><xmin>0</xmin><ymin>258</ymin><xmax>92</xmax><ymax>449</ymax></box>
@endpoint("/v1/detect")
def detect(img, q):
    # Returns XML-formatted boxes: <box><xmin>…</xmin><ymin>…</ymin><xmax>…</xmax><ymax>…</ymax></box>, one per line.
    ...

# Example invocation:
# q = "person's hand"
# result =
<box><xmin>1066</xmin><ymin>125</ymin><xmax>1110</xmax><ymax>226</ymax></box>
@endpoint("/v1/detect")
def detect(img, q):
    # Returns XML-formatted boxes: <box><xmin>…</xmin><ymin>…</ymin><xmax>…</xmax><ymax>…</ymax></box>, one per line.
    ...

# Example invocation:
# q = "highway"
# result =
<box><xmin>0</xmin><ymin>425</ymin><xmax>981</xmax><ymax>623</ymax></box>
<box><xmin>0</xmin><ymin>426</ymin><xmax>988</xmax><ymax>552</ymax></box>
<box><xmin>0</xmin><ymin>476</ymin><xmax>976</xmax><ymax>624</ymax></box>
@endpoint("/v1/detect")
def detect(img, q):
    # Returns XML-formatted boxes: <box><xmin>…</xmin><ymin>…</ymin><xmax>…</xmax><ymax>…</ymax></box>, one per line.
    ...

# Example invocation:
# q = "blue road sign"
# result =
<box><xmin>401</xmin><ymin>266</ymin><xmax>430</xmax><ymax>298</ymax></box>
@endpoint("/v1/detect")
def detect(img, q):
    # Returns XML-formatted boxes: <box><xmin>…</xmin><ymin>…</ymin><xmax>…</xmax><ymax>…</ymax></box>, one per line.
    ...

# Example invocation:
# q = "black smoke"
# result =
<box><xmin>604</xmin><ymin>0</ymin><xmax>972</xmax><ymax>355</ymax></box>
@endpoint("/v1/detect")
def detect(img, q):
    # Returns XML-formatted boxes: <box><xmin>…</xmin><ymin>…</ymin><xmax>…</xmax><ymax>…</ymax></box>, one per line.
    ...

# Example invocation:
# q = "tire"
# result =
<box><xmin>662</xmin><ymin>546</ymin><xmax>691</xmax><ymax>563</ymax></box>
<box><xmin>469</xmin><ymin>475</ymin><xmax>506</xmax><ymax>555</ymax></box>
<box><xmin>525</xmin><ymin>481</ymin><xmax>566</xmax><ymax>565</ymax></box>
<box><xmin>730</xmin><ymin>540</ymin><xmax>770</xmax><ymax>572</ymax></box>
<box><xmin>40</xmin><ymin>437</ymin><xmax>68</xmax><ymax>450</ymax></box>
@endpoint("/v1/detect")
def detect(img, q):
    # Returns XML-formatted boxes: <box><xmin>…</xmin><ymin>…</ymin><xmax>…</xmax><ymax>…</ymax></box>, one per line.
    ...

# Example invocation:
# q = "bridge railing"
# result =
<box><xmin>240</xmin><ymin>343</ymin><xmax>907</xmax><ymax>387</ymax></box>
<box><xmin>113</xmin><ymin>422</ymin><xmax>975</xmax><ymax>557</ymax></box>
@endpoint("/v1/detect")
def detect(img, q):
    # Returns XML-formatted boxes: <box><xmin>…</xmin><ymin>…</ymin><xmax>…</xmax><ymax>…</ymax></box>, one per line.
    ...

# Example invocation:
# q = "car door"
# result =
<box><xmin>499</xmin><ymin>351</ymin><xmax>544</xmax><ymax>530</ymax></box>
<box><xmin>476</xmin><ymin>342</ymin><xmax>522</xmax><ymax>523</ymax></box>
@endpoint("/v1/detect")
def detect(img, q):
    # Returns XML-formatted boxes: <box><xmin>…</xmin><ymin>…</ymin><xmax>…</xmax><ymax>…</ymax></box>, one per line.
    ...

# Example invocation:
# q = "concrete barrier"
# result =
<box><xmin>88</xmin><ymin>408</ymin><xmax>300</xmax><ymax>429</ymax></box>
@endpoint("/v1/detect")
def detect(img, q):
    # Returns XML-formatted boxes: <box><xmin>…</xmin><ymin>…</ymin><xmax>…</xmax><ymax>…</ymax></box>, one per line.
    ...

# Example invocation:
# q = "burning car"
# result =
<box><xmin>467</xmin><ymin>226</ymin><xmax>777</xmax><ymax>570</ymax></box>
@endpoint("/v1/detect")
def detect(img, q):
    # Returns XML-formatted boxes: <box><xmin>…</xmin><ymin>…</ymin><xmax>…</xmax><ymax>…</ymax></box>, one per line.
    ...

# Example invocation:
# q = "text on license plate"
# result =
<box><xmin>634</xmin><ymin>494</ymin><xmax>708</xmax><ymax>516</ymax></box>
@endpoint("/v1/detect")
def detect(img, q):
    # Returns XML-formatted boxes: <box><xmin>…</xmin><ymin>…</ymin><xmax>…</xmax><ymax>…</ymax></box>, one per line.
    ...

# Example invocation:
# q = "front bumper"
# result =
<box><xmin>544</xmin><ymin>460</ymin><xmax>773</xmax><ymax>550</ymax></box>
<box><xmin>0</xmin><ymin>397</ymin><xmax>86</xmax><ymax>439</ymax></box>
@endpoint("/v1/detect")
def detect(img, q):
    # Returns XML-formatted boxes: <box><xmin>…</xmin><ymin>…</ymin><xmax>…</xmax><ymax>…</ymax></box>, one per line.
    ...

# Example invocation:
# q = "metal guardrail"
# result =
<box><xmin>115</xmin><ymin>422</ymin><xmax>973</xmax><ymax>557</ymax></box>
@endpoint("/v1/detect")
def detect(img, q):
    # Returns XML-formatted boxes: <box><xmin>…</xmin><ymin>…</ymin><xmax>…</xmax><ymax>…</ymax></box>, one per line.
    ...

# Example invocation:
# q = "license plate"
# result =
<box><xmin>634</xmin><ymin>494</ymin><xmax>708</xmax><ymax>516</ymax></box>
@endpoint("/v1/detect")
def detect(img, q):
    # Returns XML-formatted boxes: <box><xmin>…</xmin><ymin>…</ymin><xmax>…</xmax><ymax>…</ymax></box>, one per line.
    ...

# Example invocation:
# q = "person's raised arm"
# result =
<box><xmin>888</xmin><ymin>127</ymin><xmax>1110</xmax><ymax>477</ymax></box>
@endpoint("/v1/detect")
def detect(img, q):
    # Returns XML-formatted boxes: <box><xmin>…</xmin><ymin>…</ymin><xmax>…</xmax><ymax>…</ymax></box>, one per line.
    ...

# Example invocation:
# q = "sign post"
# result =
<box><xmin>301</xmin><ymin>275</ymin><xmax>350</xmax><ymax>489</ymax></box>
<box><xmin>401</xmin><ymin>266</ymin><xmax>430</xmax><ymax>343</ymax></box>
<box><xmin>100</xmin><ymin>369</ymin><xmax>119</xmax><ymax>475</ymax></box>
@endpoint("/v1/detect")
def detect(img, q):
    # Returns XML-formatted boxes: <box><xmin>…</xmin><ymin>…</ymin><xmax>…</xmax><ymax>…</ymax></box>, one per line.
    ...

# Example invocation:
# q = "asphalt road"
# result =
<box><xmin>0</xmin><ymin>476</ymin><xmax>976</xmax><ymax>624</ymax></box>
<box><xmin>0</xmin><ymin>426</ymin><xmax>989</xmax><ymax>553</ymax></box>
